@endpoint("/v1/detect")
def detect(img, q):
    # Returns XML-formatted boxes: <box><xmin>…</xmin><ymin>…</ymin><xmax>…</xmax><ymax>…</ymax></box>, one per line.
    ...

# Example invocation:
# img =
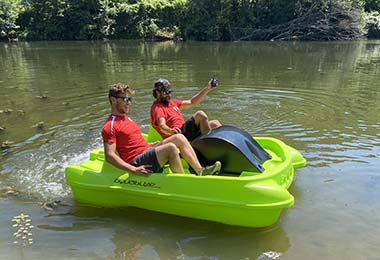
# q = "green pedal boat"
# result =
<box><xmin>65</xmin><ymin>126</ymin><xmax>306</xmax><ymax>227</ymax></box>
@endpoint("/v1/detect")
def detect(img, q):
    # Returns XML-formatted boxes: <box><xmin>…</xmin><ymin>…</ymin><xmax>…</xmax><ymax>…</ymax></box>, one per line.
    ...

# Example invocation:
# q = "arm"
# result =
<box><xmin>157</xmin><ymin>117</ymin><xmax>181</xmax><ymax>135</ymax></box>
<box><xmin>180</xmin><ymin>80</ymin><xmax>213</xmax><ymax>110</ymax></box>
<box><xmin>104</xmin><ymin>141</ymin><xmax>152</xmax><ymax>175</ymax></box>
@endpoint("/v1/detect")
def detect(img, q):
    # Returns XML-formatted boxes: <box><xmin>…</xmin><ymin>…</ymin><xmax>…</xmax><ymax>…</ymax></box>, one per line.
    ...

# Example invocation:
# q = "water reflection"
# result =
<box><xmin>1</xmin><ymin>37</ymin><xmax>379</xmax><ymax>207</ymax></box>
<box><xmin>44</xmin><ymin>206</ymin><xmax>289</xmax><ymax>260</ymax></box>
<box><xmin>1</xmin><ymin>40</ymin><xmax>380</xmax><ymax>260</ymax></box>
<box><xmin>1</xmin><ymin>40</ymin><xmax>380</xmax><ymax>148</ymax></box>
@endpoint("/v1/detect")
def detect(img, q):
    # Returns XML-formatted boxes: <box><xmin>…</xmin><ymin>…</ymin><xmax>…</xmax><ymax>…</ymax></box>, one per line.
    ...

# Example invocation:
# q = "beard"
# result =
<box><xmin>160</xmin><ymin>96</ymin><xmax>170</xmax><ymax>105</ymax></box>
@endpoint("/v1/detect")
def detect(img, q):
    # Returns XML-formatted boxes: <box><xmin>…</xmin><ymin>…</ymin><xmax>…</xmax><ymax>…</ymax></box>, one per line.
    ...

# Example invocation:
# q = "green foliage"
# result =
<box><xmin>0</xmin><ymin>0</ymin><xmax>22</xmax><ymax>40</ymax></box>
<box><xmin>217</xmin><ymin>0</ymin><xmax>256</xmax><ymax>41</ymax></box>
<box><xmin>92</xmin><ymin>0</ymin><xmax>118</xmax><ymax>39</ymax></box>
<box><xmin>19</xmin><ymin>0</ymin><xmax>69</xmax><ymax>40</ymax></box>
<box><xmin>1</xmin><ymin>0</ymin><xmax>380</xmax><ymax>41</ymax></box>
<box><xmin>365</xmin><ymin>11</ymin><xmax>380</xmax><ymax>37</ymax></box>
<box><xmin>19</xmin><ymin>0</ymin><xmax>107</xmax><ymax>40</ymax></box>
<box><xmin>253</xmin><ymin>0</ymin><xmax>298</xmax><ymax>26</ymax></box>
<box><xmin>65</xmin><ymin>0</ymin><xmax>101</xmax><ymax>40</ymax></box>
<box><xmin>113</xmin><ymin>0</ymin><xmax>185</xmax><ymax>39</ymax></box>
<box><xmin>365</xmin><ymin>0</ymin><xmax>380</xmax><ymax>11</ymax></box>
<box><xmin>180</xmin><ymin>0</ymin><xmax>220</xmax><ymax>40</ymax></box>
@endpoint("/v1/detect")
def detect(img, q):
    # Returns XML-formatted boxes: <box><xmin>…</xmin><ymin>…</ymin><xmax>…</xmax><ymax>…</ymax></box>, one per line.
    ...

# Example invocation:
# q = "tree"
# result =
<box><xmin>239</xmin><ymin>0</ymin><xmax>366</xmax><ymax>41</ymax></box>
<box><xmin>0</xmin><ymin>0</ymin><xmax>22</xmax><ymax>41</ymax></box>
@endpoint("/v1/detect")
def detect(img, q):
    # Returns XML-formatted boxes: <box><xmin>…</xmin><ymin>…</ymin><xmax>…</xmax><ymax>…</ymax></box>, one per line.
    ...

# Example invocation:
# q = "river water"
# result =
<box><xmin>0</xmin><ymin>40</ymin><xmax>379</xmax><ymax>260</ymax></box>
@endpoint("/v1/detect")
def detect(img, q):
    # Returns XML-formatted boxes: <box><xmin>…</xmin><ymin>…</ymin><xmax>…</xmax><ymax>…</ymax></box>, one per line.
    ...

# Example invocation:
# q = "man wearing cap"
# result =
<box><xmin>150</xmin><ymin>78</ymin><xmax>221</xmax><ymax>141</ymax></box>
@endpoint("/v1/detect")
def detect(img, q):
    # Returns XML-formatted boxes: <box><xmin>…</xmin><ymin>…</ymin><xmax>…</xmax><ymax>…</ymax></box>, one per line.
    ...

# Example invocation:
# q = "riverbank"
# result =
<box><xmin>1</xmin><ymin>0</ymin><xmax>380</xmax><ymax>42</ymax></box>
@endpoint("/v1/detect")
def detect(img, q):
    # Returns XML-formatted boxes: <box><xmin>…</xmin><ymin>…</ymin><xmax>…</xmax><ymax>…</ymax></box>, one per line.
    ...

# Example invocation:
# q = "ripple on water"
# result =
<box><xmin>1</xmin><ymin>125</ymin><xmax>102</xmax><ymax>201</ymax></box>
<box><xmin>215</xmin><ymin>83</ymin><xmax>380</xmax><ymax>170</ymax></box>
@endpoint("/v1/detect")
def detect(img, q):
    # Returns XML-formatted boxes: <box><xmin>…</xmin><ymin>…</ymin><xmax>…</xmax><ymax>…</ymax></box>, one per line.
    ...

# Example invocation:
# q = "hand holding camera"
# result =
<box><xmin>210</xmin><ymin>75</ymin><xmax>218</xmax><ymax>88</ymax></box>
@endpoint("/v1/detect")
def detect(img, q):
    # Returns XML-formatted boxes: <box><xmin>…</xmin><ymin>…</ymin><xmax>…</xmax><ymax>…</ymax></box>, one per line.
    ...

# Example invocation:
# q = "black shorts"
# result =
<box><xmin>181</xmin><ymin>116</ymin><xmax>201</xmax><ymax>141</ymax></box>
<box><xmin>131</xmin><ymin>145</ymin><xmax>162</xmax><ymax>173</ymax></box>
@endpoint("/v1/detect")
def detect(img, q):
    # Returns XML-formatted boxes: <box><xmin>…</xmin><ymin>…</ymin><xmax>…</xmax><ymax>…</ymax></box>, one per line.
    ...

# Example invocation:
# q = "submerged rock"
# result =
<box><xmin>35</xmin><ymin>95</ymin><xmax>48</xmax><ymax>99</ymax></box>
<box><xmin>17</xmin><ymin>110</ymin><xmax>25</xmax><ymax>116</ymax></box>
<box><xmin>0</xmin><ymin>108</ymin><xmax>13</xmax><ymax>114</ymax></box>
<box><xmin>41</xmin><ymin>200</ymin><xmax>62</xmax><ymax>211</ymax></box>
<box><xmin>1</xmin><ymin>140</ymin><xmax>14</xmax><ymax>149</ymax></box>
<box><xmin>32</xmin><ymin>121</ymin><xmax>45</xmax><ymax>130</ymax></box>
<box><xmin>0</xmin><ymin>187</ymin><xmax>19</xmax><ymax>197</ymax></box>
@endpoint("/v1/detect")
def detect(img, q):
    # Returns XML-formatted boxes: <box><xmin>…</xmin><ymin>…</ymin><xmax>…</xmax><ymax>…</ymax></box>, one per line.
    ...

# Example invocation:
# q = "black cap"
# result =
<box><xmin>154</xmin><ymin>78</ymin><xmax>171</xmax><ymax>90</ymax></box>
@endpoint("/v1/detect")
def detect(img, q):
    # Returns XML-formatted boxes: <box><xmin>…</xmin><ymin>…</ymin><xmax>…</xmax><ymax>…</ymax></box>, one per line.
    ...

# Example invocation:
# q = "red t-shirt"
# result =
<box><xmin>150</xmin><ymin>99</ymin><xmax>185</xmax><ymax>139</ymax></box>
<box><xmin>102</xmin><ymin>114</ymin><xmax>150</xmax><ymax>163</ymax></box>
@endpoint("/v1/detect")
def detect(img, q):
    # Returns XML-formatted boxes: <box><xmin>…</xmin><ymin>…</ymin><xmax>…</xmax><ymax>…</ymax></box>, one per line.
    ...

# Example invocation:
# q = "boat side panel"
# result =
<box><xmin>69</xmin><ymin>185</ymin><xmax>285</xmax><ymax>228</ymax></box>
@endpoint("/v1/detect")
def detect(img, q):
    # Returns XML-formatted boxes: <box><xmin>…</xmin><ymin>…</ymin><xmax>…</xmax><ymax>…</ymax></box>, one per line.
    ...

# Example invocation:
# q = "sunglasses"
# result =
<box><xmin>113</xmin><ymin>96</ymin><xmax>132</xmax><ymax>103</ymax></box>
<box><xmin>161</xmin><ymin>89</ymin><xmax>172</xmax><ymax>95</ymax></box>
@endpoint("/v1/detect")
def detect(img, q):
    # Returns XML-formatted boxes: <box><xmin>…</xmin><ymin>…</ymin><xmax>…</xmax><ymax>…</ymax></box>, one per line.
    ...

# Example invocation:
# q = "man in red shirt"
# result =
<box><xmin>150</xmin><ymin>78</ymin><xmax>221</xmax><ymax>141</ymax></box>
<box><xmin>102</xmin><ymin>83</ymin><xmax>221</xmax><ymax>176</ymax></box>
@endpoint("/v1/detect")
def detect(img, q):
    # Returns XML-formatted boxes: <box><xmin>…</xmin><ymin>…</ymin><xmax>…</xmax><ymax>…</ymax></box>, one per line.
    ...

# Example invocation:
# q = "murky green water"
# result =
<box><xmin>1</xmin><ymin>40</ymin><xmax>379</xmax><ymax>259</ymax></box>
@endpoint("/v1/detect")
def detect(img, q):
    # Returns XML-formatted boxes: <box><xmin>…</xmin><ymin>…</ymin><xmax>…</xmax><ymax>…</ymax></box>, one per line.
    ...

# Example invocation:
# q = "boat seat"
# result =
<box><xmin>146</xmin><ymin>125</ymin><xmax>163</xmax><ymax>143</ymax></box>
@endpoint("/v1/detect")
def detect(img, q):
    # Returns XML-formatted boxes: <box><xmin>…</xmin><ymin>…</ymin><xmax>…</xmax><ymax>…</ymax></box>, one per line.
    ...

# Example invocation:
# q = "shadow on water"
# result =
<box><xmin>36</xmin><ymin>205</ymin><xmax>290</xmax><ymax>260</ymax></box>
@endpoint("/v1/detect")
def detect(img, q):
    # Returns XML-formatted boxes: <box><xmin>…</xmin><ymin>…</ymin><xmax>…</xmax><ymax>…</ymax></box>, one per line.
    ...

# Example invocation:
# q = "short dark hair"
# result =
<box><xmin>153</xmin><ymin>78</ymin><xmax>171</xmax><ymax>98</ymax></box>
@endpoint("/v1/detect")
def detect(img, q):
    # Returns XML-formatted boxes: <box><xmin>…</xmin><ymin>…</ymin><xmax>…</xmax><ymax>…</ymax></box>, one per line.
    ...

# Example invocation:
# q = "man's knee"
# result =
<box><xmin>210</xmin><ymin>120</ymin><xmax>221</xmax><ymax>128</ymax></box>
<box><xmin>193</xmin><ymin>110</ymin><xmax>208</xmax><ymax>121</ymax></box>
<box><xmin>165</xmin><ymin>143</ymin><xmax>179</xmax><ymax>152</ymax></box>
<box><xmin>171</xmin><ymin>133</ymin><xmax>188</xmax><ymax>145</ymax></box>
